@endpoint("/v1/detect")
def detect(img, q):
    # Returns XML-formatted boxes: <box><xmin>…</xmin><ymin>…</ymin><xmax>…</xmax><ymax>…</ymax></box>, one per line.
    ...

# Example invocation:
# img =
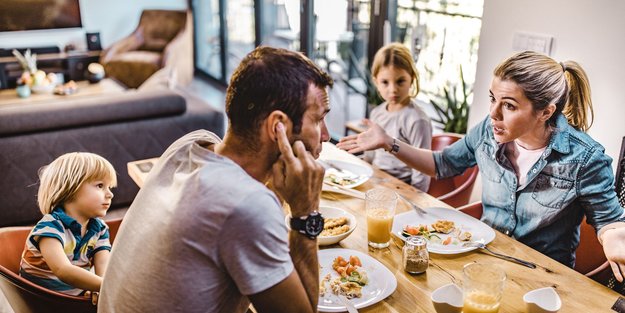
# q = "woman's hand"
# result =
<box><xmin>271</xmin><ymin>122</ymin><xmax>324</xmax><ymax>217</ymax></box>
<box><xmin>336</xmin><ymin>120</ymin><xmax>391</xmax><ymax>154</ymax></box>
<box><xmin>601</xmin><ymin>227</ymin><xmax>625</xmax><ymax>282</ymax></box>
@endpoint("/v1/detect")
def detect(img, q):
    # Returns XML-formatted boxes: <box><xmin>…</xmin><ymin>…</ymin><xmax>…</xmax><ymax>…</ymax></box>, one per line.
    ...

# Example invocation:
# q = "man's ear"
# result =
<box><xmin>266</xmin><ymin>110</ymin><xmax>290</xmax><ymax>142</ymax></box>
<box><xmin>540</xmin><ymin>103</ymin><xmax>557</xmax><ymax>122</ymax></box>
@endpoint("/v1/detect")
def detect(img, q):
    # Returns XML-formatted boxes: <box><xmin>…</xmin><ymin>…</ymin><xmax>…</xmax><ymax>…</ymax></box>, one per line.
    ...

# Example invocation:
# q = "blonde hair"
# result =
<box><xmin>494</xmin><ymin>50</ymin><xmax>594</xmax><ymax>131</ymax></box>
<box><xmin>37</xmin><ymin>152</ymin><xmax>117</xmax><ymax>215</ymax></box>
<box><xmin>371</xmin><ymin>42</ymin><xmax>420</xmax><ymax>98</ymax></box>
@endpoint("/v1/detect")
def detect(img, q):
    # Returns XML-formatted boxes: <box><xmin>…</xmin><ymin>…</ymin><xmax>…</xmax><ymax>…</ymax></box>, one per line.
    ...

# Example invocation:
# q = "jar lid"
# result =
<box><xmin>405</xmin><ymin>235</ymin><xmax>427</xmax><ymax>250</ymax></box>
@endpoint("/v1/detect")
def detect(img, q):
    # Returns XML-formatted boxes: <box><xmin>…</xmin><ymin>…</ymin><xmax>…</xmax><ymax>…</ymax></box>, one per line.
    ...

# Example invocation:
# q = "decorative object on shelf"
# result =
<box><xmin>53</xmin><ymin>80</ymin><xmax>78</xmax><ymax>95</ymax></box>
<box><xmin>12</xmin><ymin>49</ymin><xmax>59</xmax><ymax>93</ymax></box>
<box><xmin>87</xmin><ymin>63</ymin><xmax>105</xmax><ymax>84</ymax></box>
<box><xmin>86</xmin><ymin>32</ymin><xmax>102</xmax><ymax>51</ymax></box>
<box><xmin>15</xmin><ymin>84</ymin><xmax>31</xmax><ymax>98</ymax></box>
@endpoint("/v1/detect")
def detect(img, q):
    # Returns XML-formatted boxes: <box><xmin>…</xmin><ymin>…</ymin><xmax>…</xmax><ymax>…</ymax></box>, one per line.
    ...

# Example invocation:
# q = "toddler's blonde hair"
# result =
<box><xmin>37</xmin><ymin>152</ymin><xmax>117</xmax><ymax>215</ymax></box>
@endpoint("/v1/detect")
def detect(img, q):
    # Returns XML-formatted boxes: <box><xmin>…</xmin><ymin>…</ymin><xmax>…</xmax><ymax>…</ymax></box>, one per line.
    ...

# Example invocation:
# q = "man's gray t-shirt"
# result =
<box><xmin>99</xmin><ymin>130</ymin><xmax>294</xmax><ymax>313</ymax></box>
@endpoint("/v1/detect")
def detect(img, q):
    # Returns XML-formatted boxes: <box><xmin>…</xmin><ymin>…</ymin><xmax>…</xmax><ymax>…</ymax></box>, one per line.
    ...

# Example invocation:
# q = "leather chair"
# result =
<box><xmin>428</xmin><ymin>133</ymin><xmax>479</xmax><ymax>207</ymax></box>
<box><xmin>456</xmin><ymin>201</ymin><xmax>611</xmax><ymax>284</ymax></box>
<box><xmin>100</xmin><ymin>10</ymin><xmax>192</xmax><ymax>88</ymax></box>
<box><xmin>0</xmin><ymin>218</ymin><xmax>123</xmax><ymax>313</ymax></box>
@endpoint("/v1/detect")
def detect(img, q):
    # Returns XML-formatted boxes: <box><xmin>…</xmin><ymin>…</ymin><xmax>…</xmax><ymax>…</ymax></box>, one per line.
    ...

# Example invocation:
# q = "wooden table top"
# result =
<box><xmin>128</xmin><ymin>142</ymin><xmax>622</xmax><ymax>312</ymax></box>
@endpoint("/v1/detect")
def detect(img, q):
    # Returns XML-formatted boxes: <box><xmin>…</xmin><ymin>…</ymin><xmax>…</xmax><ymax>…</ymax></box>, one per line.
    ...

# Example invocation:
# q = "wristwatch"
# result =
<box><xmin>389</xmin><ymin>137</ymin><xmax>400</xmax><ymax>154</ymax></box>
<box><xmin>290</xmin><ymin>211</ymin><xmax>324</xmax><ymax>240</ymax></box>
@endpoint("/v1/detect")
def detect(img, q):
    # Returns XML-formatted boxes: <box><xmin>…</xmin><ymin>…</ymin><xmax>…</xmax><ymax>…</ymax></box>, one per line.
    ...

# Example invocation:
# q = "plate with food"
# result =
<box><xmin>320</xmin><ymin>159</ymin><xmax>373</xmax><ymax>189</ymax></box>
<box><xmin>391</xmin><ymin>207</ymin><xmax>496</xmax><ymax>254</ymax></box>
<box><xmin>318</xmin><ymin>248</ymin><xmax>397</xmax><ymax>312</ymax></box>
<box><xmin>286</xmin><ymin>206</ymin><xmax>357</xmax><ymax>246</ymax></box>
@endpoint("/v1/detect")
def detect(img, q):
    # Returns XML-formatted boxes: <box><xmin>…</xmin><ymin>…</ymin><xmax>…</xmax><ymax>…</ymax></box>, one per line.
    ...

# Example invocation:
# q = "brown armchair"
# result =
<box><xmin>100</xmin><ymin>10</ymin><xmax>192</xmax><ymax>88</ymax></box>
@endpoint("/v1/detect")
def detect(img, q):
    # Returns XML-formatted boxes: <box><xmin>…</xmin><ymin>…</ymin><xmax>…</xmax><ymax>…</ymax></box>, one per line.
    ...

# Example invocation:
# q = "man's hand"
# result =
<box><xmin>271</xmin><ymin>122</ymin><xmax>324</xmax><ymax>217</ymax></box>
<box><xmin>602</xmin><ymin>227</ymin><xmax>625</xmax><ymax>282</ymax></box>
<box><xmin>336</xmin><ymin>119</ymin><xmax>391</xmax><ymax>154</ymax></box>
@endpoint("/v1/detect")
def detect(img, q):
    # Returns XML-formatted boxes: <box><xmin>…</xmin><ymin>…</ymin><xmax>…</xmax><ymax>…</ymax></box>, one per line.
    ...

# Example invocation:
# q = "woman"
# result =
<box><xmin>338</xmin><ymin>50</ymin><xmax>625</xmax><ymax>281</ymax></box>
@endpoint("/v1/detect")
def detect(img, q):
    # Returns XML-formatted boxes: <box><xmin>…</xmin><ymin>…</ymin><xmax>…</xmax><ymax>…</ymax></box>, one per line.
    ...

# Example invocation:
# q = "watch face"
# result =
<box><xmin>305</xmin><ymin>212</ymin><xmax>324</xmax><ymax>236</ymax></box>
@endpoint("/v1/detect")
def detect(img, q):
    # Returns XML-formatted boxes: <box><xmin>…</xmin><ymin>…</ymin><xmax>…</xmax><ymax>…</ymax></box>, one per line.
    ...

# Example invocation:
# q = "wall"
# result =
<box><xmin>469</xmin><ymin>0</ymin><xmax>625</xmax><ymax>202</ymax></box>
<box><xmin>0</xmin><ymin>0</ymin><xmax>187</xmax><ymax>51</ymax></box>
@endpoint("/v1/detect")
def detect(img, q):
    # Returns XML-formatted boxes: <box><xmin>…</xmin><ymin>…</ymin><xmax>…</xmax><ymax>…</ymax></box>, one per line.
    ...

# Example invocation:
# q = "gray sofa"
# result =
<box><xmin>0</xmin><ymin>88</ymin><xmax>224</xmax><ymax>227</ymax></box>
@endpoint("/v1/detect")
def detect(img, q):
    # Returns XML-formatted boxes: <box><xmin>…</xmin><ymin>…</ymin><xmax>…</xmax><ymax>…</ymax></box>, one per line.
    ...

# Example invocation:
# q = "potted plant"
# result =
<box><xmin>429</xmin><ymin>66</ymin><xmax>472</xmax><ymax>134</ymax></box>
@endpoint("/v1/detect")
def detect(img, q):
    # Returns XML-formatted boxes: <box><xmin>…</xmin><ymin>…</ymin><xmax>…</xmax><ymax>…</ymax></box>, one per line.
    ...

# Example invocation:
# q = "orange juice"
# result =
<box><xmin>463</xmin><ymin>291</ymin><xmax>500</xmax><ymax>313</ymax></box>
<box><xmin>367</xmin><ymin>208</ymin><xmax>394</xmax><ymax>246</ymax></box>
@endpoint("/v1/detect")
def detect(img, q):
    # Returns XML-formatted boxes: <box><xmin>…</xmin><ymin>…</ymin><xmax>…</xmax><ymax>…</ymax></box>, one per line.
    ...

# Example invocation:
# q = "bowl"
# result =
<box><xmin>523</xmin><ymin>287</ymin><xmax>561</xmax><ymax>313</ymax></box>
<box><xmin>285</xmin><ymin>206</ymin><xmax>356</xmax><ymax>246</ymax></box>
<box><xmin>30</xmin><ymin>84</ymin><xmax>55</xmax><ymax>94</ymax></box>
<box><xmin>431</xmin><ymin>283</ymin><xmax>463</xmax><ymax>313</ymax></box>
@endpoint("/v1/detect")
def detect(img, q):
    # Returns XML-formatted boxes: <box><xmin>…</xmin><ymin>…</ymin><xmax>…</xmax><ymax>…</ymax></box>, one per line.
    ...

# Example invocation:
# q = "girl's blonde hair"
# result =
<box><xmin>494</xmin><ymin>50</ymin><xmax>594</xmax><ymax>131</ymax></box>
<box><xmin>37</xmin><ymin>152</ymin><xmax>117</xmax><ymax>215</ymax></box>
<box><xmin>371</xmin><ymin>42</ymin><xmax>420</xmax><ymax>98</ymax></box>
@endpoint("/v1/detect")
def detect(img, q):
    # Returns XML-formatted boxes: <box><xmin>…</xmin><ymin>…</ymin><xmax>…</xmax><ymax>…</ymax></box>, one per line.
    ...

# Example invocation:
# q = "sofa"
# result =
<box><xmin>0</xmin><ymin>88</ymin><xmax>224</xmax><ymax>227</ymax></box>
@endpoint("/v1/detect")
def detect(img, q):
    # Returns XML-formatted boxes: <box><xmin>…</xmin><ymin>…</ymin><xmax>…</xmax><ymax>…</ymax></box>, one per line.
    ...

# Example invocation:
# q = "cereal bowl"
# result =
<box><xmin>286</xmin><ymin>206</ymin><xmax>356</xmax><ymax>246</ymax></box>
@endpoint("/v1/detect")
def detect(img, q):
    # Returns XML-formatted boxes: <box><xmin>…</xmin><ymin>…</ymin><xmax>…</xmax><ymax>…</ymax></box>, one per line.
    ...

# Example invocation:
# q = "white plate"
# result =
<box><xmin>391</xmin><ymin>207</ymin><xmax>496</xmax><ymax>254</ymax></box>
<box><xmin>285</xmin><ymin>206</ymin><xmax>357</xmax><ymax>246</ymax></box>
<box><xmin>321</xmin><ymin>159</ymin><xmax>373</xmax><ymax>189</ymax></box>
<box><xmin>318</xmin><ymin>248</ymin><xmax>397</xmax><ymax>312</ymax></box>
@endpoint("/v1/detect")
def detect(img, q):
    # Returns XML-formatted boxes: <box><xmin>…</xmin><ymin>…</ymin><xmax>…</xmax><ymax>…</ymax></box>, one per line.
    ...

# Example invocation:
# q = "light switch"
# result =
<box><xmin>513</xmin><ymin>32</ymin><xmax>553</xmax><ymax>55</ymax></box>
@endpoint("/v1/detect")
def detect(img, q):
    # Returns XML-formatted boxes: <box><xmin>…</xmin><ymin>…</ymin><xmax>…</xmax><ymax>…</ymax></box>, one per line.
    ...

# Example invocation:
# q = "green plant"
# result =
<box><xmin>429</xmin><ymin>66</ymin><xmax>472</xmax><ymax>134</ymax></box>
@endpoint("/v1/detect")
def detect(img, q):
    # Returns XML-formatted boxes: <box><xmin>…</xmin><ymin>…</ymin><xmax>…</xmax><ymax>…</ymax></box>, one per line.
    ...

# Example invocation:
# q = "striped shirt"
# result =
<box><xmin>19</xmin><ymin>207</ymin><xmax>111</xmax><ymax>295</ymax></box>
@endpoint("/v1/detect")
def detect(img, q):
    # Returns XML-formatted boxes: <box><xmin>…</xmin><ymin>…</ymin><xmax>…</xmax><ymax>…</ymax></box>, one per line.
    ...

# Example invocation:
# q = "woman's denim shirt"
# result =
<box><xmin>433</xmin><ymin>114</ymin><xmax>624</xmax><ymax>267</ymax></box>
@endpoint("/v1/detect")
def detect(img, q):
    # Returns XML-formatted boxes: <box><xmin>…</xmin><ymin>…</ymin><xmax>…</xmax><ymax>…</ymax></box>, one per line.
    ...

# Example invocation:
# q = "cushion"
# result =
<box><xmin>0</xmin><ymin>90</ymin><xmax>186</xmax><ymax>136</ymax></box>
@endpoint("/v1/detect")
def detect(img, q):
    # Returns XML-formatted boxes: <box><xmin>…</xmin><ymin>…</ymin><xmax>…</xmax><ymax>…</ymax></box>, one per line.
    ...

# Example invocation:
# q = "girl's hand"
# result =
<box><xmin>601</xmin><ymin>227</ymin><xmax>625</xmax><ymax>282</ymax></box>
<box><xmin>336</xmin><ymin>120</ymin><xmax>391</xmax><ymax>154</ymax></box>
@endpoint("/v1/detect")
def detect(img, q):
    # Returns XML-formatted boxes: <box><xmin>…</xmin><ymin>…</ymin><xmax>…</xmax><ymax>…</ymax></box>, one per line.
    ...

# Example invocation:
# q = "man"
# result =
<box><xmin>98</xmin><ymin>46</ymin><xmax>333</xmax><ymax>313</ymax></box>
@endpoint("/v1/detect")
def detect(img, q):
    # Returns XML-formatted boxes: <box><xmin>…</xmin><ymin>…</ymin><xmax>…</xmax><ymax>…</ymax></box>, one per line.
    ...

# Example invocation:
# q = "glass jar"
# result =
<box><xmin>403</xmin><ymin>236</ymin><xmax>429</xmax><ymax>274</ymax></box>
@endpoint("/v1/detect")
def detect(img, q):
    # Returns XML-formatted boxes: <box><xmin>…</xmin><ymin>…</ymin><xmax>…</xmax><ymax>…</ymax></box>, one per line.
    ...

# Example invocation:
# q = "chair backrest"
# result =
<box><xmin>428</xmin><ymin>133</ymin><xmax>479</xmax><ymax>207</ymax></box>
<box><xmin>0</xmin><ymin>218</ymin><xmax>122</xmax><ymax>313</ymax></box>
<box><xmin>574</xmin><ymin>217</ymin><xmax>609</xmax><ymax>283</ymax></box>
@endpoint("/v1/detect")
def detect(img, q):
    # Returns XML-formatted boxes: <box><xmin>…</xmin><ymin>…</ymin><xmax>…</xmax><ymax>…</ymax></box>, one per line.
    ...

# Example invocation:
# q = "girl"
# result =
<box><xmin>20</xmin><ymin>152</ymin><xmax>116</xmax><ymax>297</ymax></box>
<box><xmin>365</xmin><ymin>42</ymin><xmax>432</xmax><ymax>191</ymax></box>
<box><xmin>338</xmin><ymin>50</ymin><xmax>625</xmax><ymax>280</ymax></box>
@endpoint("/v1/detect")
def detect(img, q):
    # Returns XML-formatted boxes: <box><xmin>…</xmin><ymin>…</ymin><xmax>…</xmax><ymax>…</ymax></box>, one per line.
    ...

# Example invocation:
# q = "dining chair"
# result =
<box><xmin>428</xmin><ymin>133</ymin><xmax>479</xmax><ymax>207</ymax></box>
<box><xmin>456</xmin><ymin>201</ymin><xmax>611</xmax><ymax>285</ymax></box>
<box><xmin>0</xmin><ymin>218</ymin><xmax>123</xmax><ymax>313</ymax></box>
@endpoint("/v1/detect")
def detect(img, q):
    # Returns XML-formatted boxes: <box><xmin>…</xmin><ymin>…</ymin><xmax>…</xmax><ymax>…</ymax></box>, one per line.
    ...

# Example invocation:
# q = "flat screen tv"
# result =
<box><xmin>0</xmin><ymin>0</ymin><xmax>82</xmax><ymax>32</ymax></box>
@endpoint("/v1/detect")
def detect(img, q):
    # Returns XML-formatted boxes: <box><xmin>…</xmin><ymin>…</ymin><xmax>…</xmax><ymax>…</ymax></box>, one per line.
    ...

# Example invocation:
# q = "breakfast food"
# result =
<box><xmin>324</xmin><ymin>172</ymin><xmax>358</xmax><ymax>186</ymax></box>
<box><xmin>320</xmin><ymin>255</ymin><xmax>369</xmax><ymax>299</ymax></box>
<box><xmin>320</xmin><ymin>217</ymin><xmax>350</xmax><ymax>237</ymax></box>
<box><xmin>431</xmin><ymin>219</ymin><xmax>455</xmax><ymax>233</ymax></box>
<box><xmin>402</xmin><ymin>219</ymin><xmax>472</xmax><ymax>246</ymax></box>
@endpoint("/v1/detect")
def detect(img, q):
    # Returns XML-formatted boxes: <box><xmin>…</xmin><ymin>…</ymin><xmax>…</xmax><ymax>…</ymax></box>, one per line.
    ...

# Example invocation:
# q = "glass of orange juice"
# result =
<box><xmin>365</xmin><ymin>188</ymin><xmax>397</xmax><ymax>248</ymax></box>
<box><xmin>462</xmin><ymin>262</ymin><xmax>506</xmax><ymax>313</ymax></box>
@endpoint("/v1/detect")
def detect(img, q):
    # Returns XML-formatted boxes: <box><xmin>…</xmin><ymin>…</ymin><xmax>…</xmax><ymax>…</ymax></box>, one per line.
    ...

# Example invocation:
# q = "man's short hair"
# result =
<box><xmin>225</xmin><ymin>46</ymin><xmax>333</xmax><ymax>146</ymax></box>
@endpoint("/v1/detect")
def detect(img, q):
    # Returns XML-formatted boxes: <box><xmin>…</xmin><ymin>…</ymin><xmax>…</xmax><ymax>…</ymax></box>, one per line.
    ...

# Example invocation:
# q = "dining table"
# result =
<box><xmin>127</xmin><ymin>142</ymin><xmax>623</xmax><ymax>313</ymax></box>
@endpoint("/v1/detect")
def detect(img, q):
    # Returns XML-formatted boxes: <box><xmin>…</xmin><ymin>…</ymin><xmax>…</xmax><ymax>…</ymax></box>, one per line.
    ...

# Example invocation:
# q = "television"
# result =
<box><xmin>0</xmin><ymin>0</ymin><xmax>82</xmax><ymax>32</ymax></box>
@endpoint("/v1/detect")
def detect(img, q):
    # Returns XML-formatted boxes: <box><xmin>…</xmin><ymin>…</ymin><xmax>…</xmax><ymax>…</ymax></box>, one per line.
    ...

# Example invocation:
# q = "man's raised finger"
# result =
<box><xmin>275</xmin><ymin>122</ymin><xmax>296</xmax><ymax>164</ymax></box>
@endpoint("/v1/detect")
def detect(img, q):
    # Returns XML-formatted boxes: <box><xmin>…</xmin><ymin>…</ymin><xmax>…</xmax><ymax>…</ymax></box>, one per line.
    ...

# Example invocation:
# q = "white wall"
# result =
<box><xmin>0</xmin><ymin>0</ymin><xmax>187</xmax><ymax>51</ymax></box>
<box><xmin>468</xmin><ymin>0</ymin><xmax>625</xmax><ymax>202</ymax></box>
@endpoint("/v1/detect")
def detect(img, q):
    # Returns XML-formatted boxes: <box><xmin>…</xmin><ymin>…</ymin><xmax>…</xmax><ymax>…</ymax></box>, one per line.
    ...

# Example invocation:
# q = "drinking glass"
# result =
<box><xmin>462</xmin><ymin>262</ymin><xmax>506</xmax><ymax>313</ymax></box>
<box><xmin>365</xmin><ymin>188</ymin><xmax>397</xmax><ymax>248</ymax></box>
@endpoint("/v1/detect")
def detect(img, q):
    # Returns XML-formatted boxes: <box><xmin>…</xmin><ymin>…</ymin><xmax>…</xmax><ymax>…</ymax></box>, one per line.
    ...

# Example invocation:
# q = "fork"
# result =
<box><xmin>337</xmin><ymin>294</ymin><xmax>358</xmax><ymax>313</ymax></box>
<box><xmin>463</xmin><ymin>241</ymin><xmax>537</xmax><ymax>269</ymax></box>
<box><xmin>397</xmin><ymin>193</ymin><xmax>427</xmax><ymax>215</ymax></box>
